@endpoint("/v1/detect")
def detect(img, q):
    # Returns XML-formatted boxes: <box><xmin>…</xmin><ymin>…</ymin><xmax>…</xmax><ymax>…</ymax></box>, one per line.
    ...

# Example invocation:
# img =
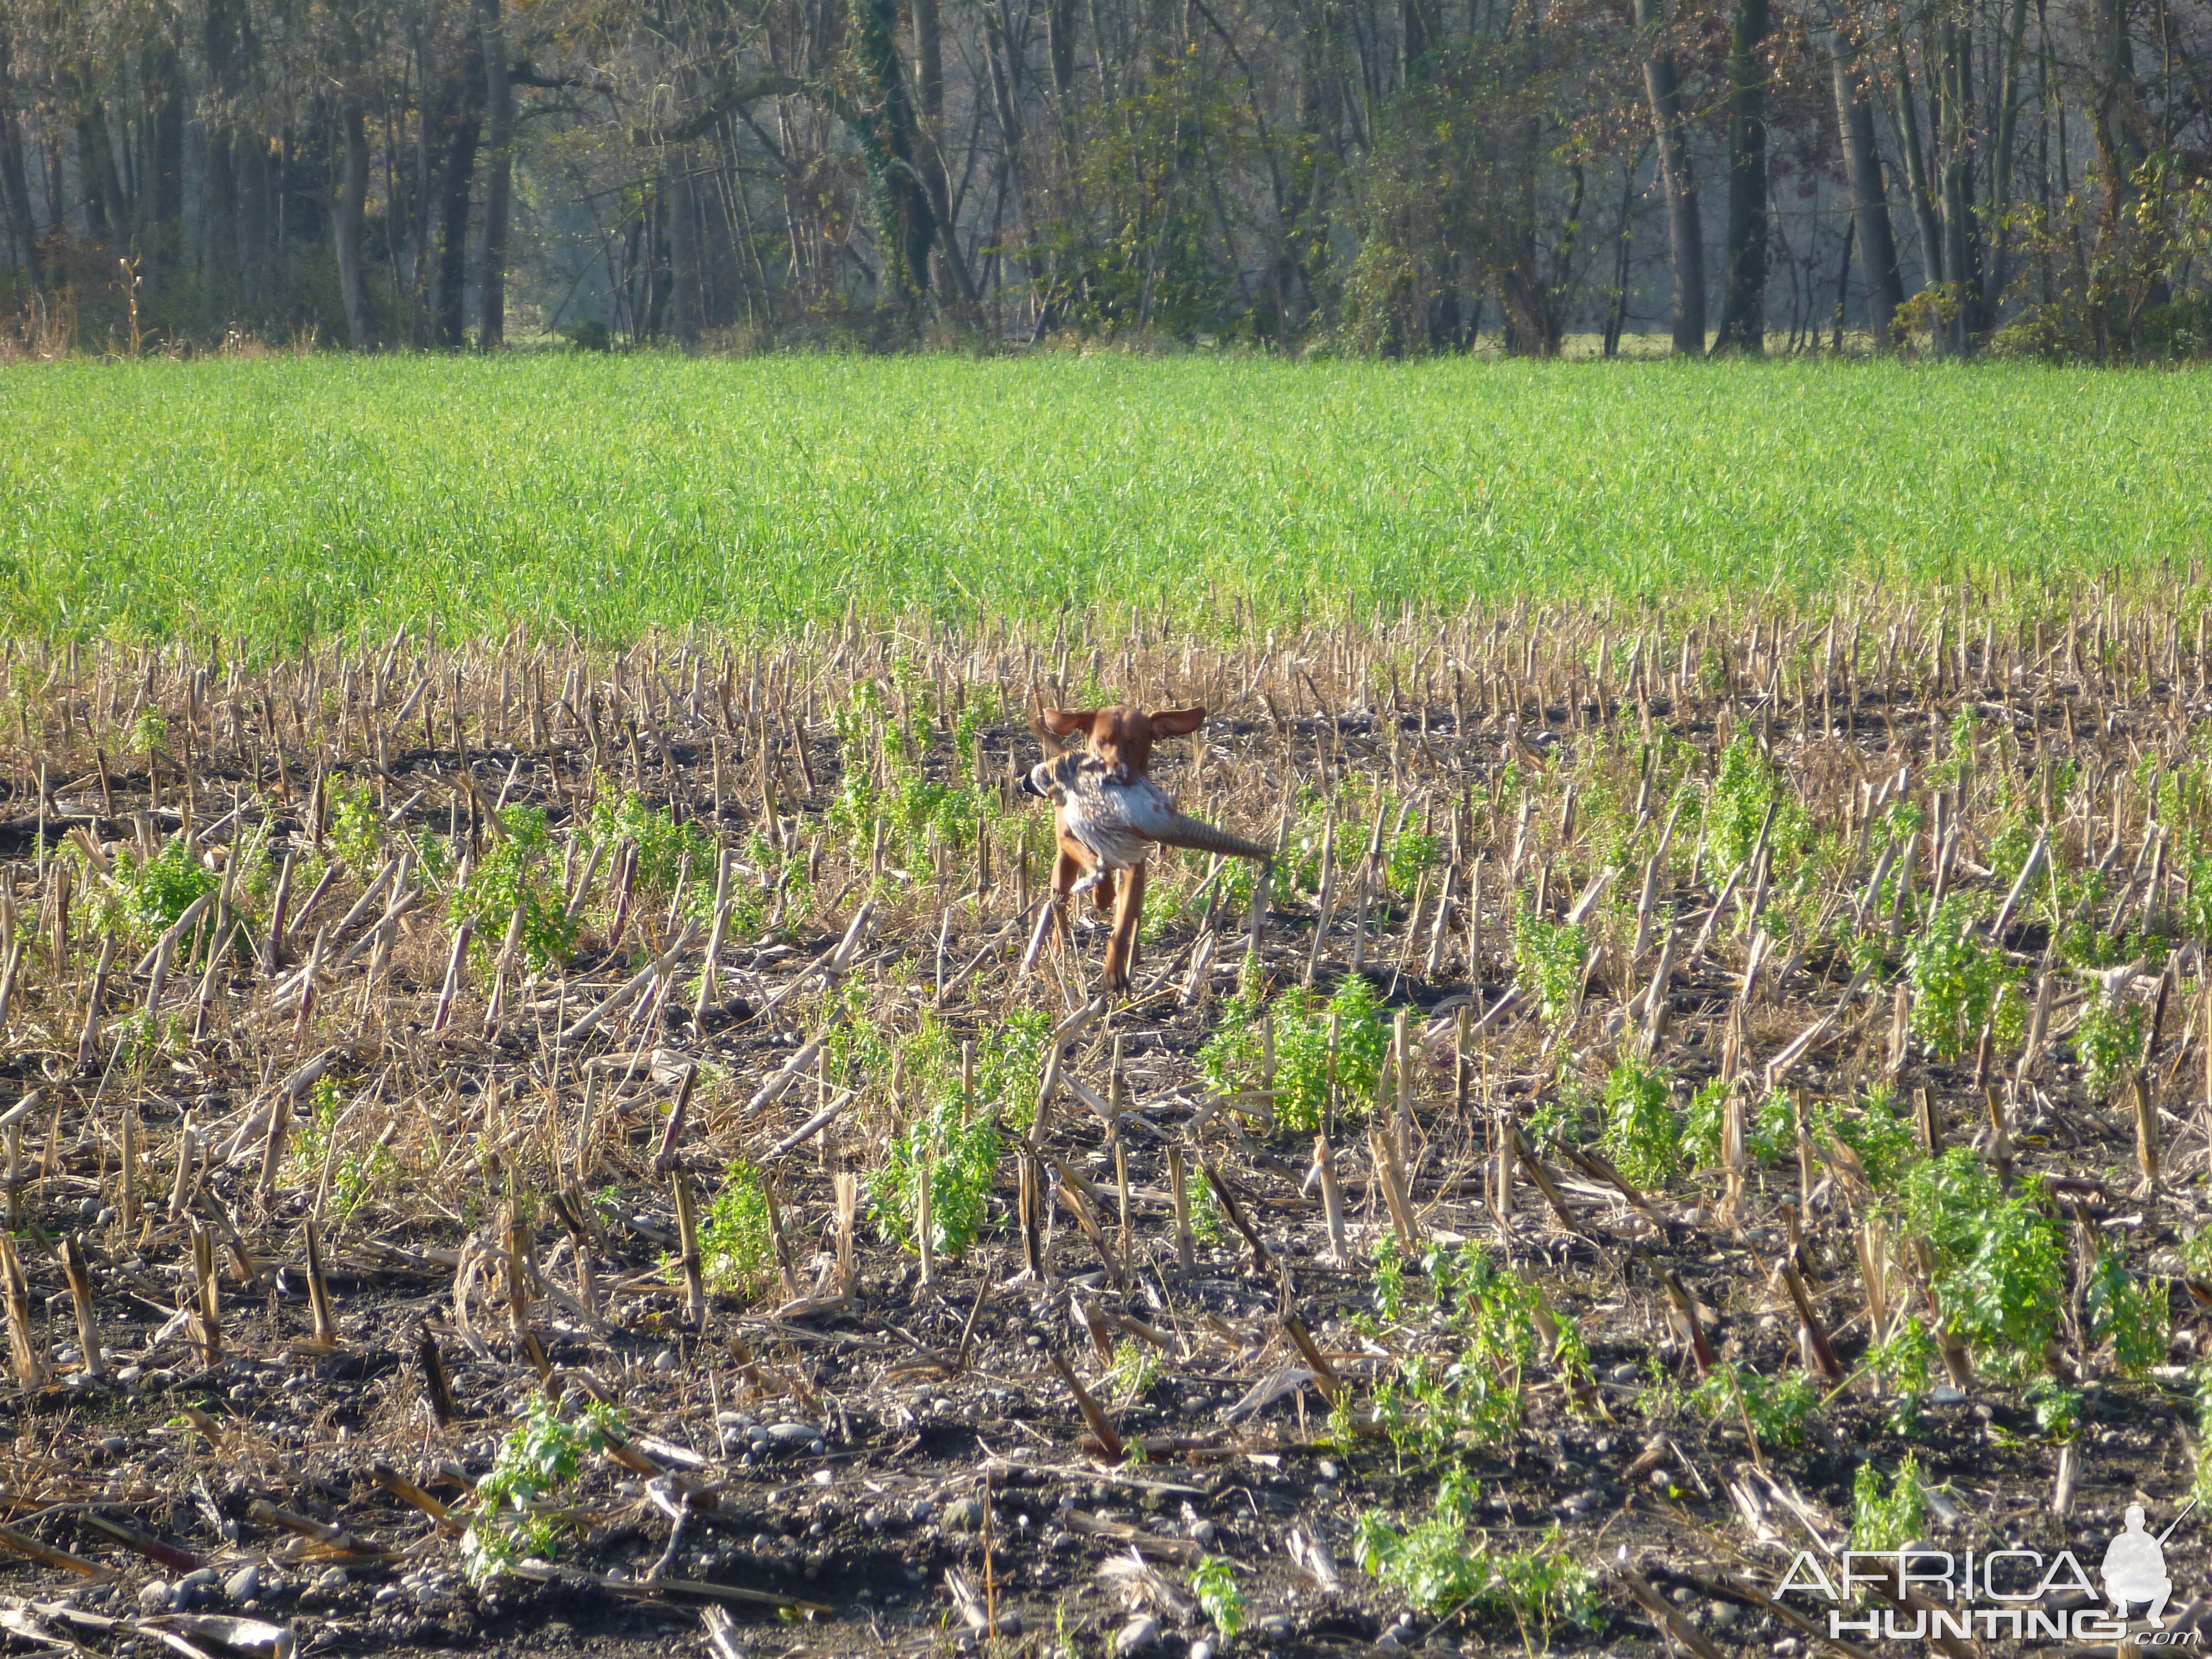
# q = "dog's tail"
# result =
<box><xmin>1146</xmin><ymin>811</ymin><xmax>1274</xmax><ymax>865</ymax></box>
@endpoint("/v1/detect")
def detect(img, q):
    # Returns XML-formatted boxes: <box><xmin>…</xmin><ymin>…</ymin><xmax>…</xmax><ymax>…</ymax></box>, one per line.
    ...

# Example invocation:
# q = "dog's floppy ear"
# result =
<box><xmin>1041</xmin><ymin>708</ymin><xmax>1098</xmax><ymax>739</ymax></box>
<box><xmin>1148</xmin><ymin>707</ymin><xmax>1206</xmax><ymax>738</ymax></box>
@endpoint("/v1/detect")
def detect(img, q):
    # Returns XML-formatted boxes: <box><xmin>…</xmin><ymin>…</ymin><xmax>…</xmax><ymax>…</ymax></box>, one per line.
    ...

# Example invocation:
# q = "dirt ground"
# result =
<box><xmin>0</xmin><ymin>606</ymin><xmax>2201</xmax><ymax>1659</ymax></box>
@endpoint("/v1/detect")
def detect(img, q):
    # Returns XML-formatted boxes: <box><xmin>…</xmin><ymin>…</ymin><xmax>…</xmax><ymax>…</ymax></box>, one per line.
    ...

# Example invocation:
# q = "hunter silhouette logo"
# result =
<box><xmin>2104</xmin><ymin>1500</ymin><xmax>2192</xmax><ymax>1628</ymax></box>
<box><xmin>1775</xmin><ymin>1492</ymin><xmax>2201</xmax><ymax>1646</ymax></box>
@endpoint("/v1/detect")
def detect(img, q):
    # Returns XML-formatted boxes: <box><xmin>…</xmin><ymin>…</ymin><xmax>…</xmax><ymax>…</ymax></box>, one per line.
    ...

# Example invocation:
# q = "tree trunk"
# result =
<box><xmin>1713</xmin><ymin>0</ymin><xmax>1770</xmax><ymax>352</ymax></box>
<box><xmin>1938</xmin><ymin>17</ymin><xmax>1981</xmax><ymax>352</ymax></box>
<box><xmin>1830</xmin><ymin>37</ymin><xmax>1902</xmax><ymax>344</ymax></box>
<box><xmin>2089</xmin><ymin>0</ymin><xmax>2143</xmax><ymax>191</ymax></box>
<box><xmin>852</xmin><ymin>0</ymin><xmax>935</xmax><ymax>303</ymax></box>
<box><xmin>436</xmin><ymin>58</ymin><xmax>484</xmax><ymax>348</ymax></box>
<box><xmin>336</xmin><ymin>92</ymin><xmax>372</xmax><ymax>347</ymax></box>
<box><xmin>1891</xmin><ymin>49</ymin><xmax>1944</xmax><ymax>288</ymax></box>
<box><xmin>201</xmin><ymin>0</ymin><xmax>242</xmax><ymax>314</ymax></box>
<box><xmin>1402</xmin><ymin>0</ymin><xmax>1438</xmax><ymax>82</ymax></box>
<box><xmin>1634</xmin><ymin>0</ymin><xmax>1705</xmax><ymax>353</ymax></box>
<box><xmin>144</xmin><ymin>41</ymin><xmax>187</xmax><ymax>278</ymax></box>
<box><xmin>476</xmin><ymin>0</ymin><xmax>515</xmax><ymax>350</ymax></box>
<box><xmin>238</xmin><ymin>130</ymin><xmax>271</xmax><ymax>311</ymax></box>
<box><xmin>1983</xmin><ymin>0</ymin><xmax>2032</xmax><ymax>322</ymax></box>
<box><xmin>1829</xmin><ymin>212</ymin><xmax>1854</xmax><ymax>349</ymax></box>
<box><xmin>88</xmin><ymin>107</ymin><xmax>129</xmax><ymax>240</ymax></box>
<box><xmin>667</xmin><ymin>152</ymin><xmax>701</xmax><ymax>346</ymax></box>
<box><xmin>74</xmin><ymin>115</ymin><xmax>111</xmax><ymax>242</ymax></box>
<box><xmin>0</xmin><ymin>36</ymin><xmax>36</xmax><ymax>286</ymax></box>
<box><xmin>910</xmin><ymin>0</ymin><xmax>978</xmax><ymax>315</ymax></box>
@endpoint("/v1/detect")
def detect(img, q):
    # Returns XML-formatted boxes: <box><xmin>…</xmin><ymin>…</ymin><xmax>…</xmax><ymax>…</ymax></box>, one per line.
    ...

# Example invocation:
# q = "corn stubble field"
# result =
<box><xmin>0</xmin><ymin>590</ymin><xmax>2208</xmax><ymax>1659</ymax></box>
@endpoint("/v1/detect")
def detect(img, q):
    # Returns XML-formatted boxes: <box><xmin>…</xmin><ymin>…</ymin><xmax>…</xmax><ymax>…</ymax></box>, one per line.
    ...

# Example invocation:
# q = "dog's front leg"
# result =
<box><xmin>1103</xmin><ymin>860</ymin><xmax>1147</xmax><ymax>993</ymax></box>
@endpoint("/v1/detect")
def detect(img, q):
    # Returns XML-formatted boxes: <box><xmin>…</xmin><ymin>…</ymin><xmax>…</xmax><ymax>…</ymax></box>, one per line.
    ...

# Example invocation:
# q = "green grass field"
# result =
<box><xmin>2</xmin><ymin>354</ymin><xmax>2205</xmax><ymax>646</ymax></box>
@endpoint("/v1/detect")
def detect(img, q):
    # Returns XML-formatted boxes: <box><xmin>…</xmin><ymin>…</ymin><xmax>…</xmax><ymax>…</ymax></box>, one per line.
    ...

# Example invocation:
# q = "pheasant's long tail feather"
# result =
<box><xmin>1146</xmin><ymin>812</ymin><xmax>1274</xmax><ymax>864</ymax></box>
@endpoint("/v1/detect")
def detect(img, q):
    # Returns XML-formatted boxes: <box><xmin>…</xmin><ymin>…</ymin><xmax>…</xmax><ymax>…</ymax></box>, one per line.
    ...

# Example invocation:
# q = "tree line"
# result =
<box><xmin>0</xmin><ymin>0</ymin><xmax>2206</xmax><ymax>356</ymax></box>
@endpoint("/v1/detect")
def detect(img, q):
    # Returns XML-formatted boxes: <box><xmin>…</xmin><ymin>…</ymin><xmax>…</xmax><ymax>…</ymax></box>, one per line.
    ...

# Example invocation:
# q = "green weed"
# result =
<box><xmin>870</xmin><ymin>1094</ymin><xmax>1002</xmax><ymax>1258</ymax></box>
<box><xmin>291</xmin><ymin>1076</ymin><xmax>395</xmax><ymax>1220</ymax></box>
<box><xmin>1368</xmin><ymin>1242</ymin><xmax>1545</xmax><ymax>1457</ymax></box>
<box><xmin>327</xmin><ymin>783</ymin><xmax>385</xmax><ymax>874</ymax></box>
<box><xmin>460</xmin><ymin>1394</ymin><xmax>629</xmax><ymax>1582</ymax></box>
<box><xmin>1869</xmin><ymin>1315</ymin><xmax>1935</xmax><ymax>1432</ymax></box>
<box><xmin>2075</xmin><ymin>998</ymin><xmax>2145</xmax><ymax>1101</ymax></box>
<box><xmin>1692</xmin><ymin>1361</ymin><xmax>1820</xmax><ymax>1445</ymax></box>
<box><xmin>1511</xmin><ymin>904</ymin><xmax>1587</xmax><ymax>1032</ymax></box>
<box><xmin>1198</xmin><ymin>968</ymin><xmax>1389</xmax><ymax>1131</ymax></box>
<box><xmin>698</xmin><ymin>1161</ymin><xmax>775</xmax><ymax>1298</ymax></box>
<box><xmin>1707</xmin><ymin>734</ymin><xmax>1810</xmax><ymax>880</ymax></box>
<box><xmin>589</xmin><ymin>787</ymin><xmax>718</xmax><ymax>920</ymax></box>
<box><xmin>1682</xmin><ymin>1081</ymin><xmax>1793</xmax><ymax>1170</ymax></box>
<box><xmin>1353</xmin><ymin>1471</ymin><xmax>1597</xmax><ymax>1632</ymax></box>
<box><xmin>82</xmin><ymin>834</ymin><xmax>220</xmax><ymax>948</ymax></box>
<box><xmin>1815</xmin><ymin>1086</ymin><xmax>1920</xmax><ymax>1190</ymax></box>
<box><xmin>2025</xmin><ymin>1376</ymin><xmax>2082</xmax><ymax>1439</ymax></box>
<box><xmin>2084</xmin><ymin>1246</ymin><xmax>2169</xmax><ymax>1375</ymax></box>
<box><xmin>1189</xmin><ymin>1555</ymin><xmax>1246</xmax><ymax>1642</ymax></box>
<box><xmin>1851</xmin><ymin>1455</ymin><xmax>1928</xmax><ymax>1552</ymax></box>
<box><xmin>1899</xmin><ymin>1150</ymin><xmax>2062</xmax><ymax>1383</ymax></box>
<box><xmin>450</xmin><ymin>805</ymin><xmax>576</xmax><ymax>973</ymax></box>
<box><xmin>1905</xmin><ymin>893</ymin><xmax>2020</xmax><ymax>1061</ymax></box>
<box><xmin>1599</xmin><ymin>1055</ymin><xmax>1678</xmax><ymax>1187</ymax></box>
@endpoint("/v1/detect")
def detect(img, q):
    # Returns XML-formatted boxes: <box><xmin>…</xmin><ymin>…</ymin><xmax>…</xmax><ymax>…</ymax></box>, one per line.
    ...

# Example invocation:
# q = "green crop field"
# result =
<box><xmin>2</xmin><ymin>353</ymin><xmax>2205</xmax><ymax>647</ymax></box>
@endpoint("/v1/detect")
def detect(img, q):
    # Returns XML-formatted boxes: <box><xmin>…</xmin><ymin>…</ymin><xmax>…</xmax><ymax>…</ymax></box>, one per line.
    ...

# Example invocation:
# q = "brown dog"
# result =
<box><xmin>1021</xmin><ymin>705</ymin><xmax>1272</xmax><ymax>992</ymax></box>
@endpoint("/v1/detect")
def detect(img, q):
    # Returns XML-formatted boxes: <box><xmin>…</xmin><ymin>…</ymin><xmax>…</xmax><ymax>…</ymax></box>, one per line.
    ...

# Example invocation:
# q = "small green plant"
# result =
<box><xmin>1693</xmin><ymin>1361</ymin><xmax>1820</xmax><ymax>1445</ymax></box>
<box><xmin>1385</xmin><ymin>817</ymin><xmax>1441</xmax><ymax>896</ymax></box>
<box><xmin>1354</xmin><ymin>1471</ymin><xmax>1596</xmax><ymax>1632</ymax></box>
<box><xmin>1682</xmin><ymin>1081</ymin><xmax>1793</xmax><ymax>1169</ymax></box>
<box><xmin>290</xmin><ymin>1076</ymin><xmax>395</xmax><ymax>1220</ymax></box>
<box><xmin>1706</xmin><ymin>734</ymin><xmax>1809</xmax><ymax>877</ymax></box>
<box><xmin>1197</xmin><ymin>967</ymin><xmax>1389</xmax><ymax>1131</ymax></box>
<box><xmin>1187</xmin><ymin>1170</ymin><xmax>1226</xmax><ymax>1247</ymax></box>
<box><xmin>1815</xmin><ymin>1085</ymin><xmax>1920</xmax><ymax>1190</ymax></box>
<box><xmin>1869</xmin><ymin>1314</ymin><xmax>1935</xmax><ymax>1431</ymax></box>
<box><xmin>1106</xmin><ymin>1340</ymin><xmax>1162</xmax><ymax>1400</ymax></box>
<box><xmin>871</xmin><ymin>1094</ymin><xmax>1001</xmax><ymax>1257</ymax></box>
<box><xmin>2085</xmin><ymin>1246</ymin><xmax>2168</xmax><ymax>1376</ymax></box>
<box><xmin>450</xmin><ymin>805</ymin><xmax>577</xmax><ymax>973</ymax></box>
<box><xmin>1599</xmin><ymin>1056</ymin><xmax>1678</xmax><ymax>1187</ymax></box>
<box><xmin>1905</xmin><ymin>893</ymin><xmax>2019</xmax><ymax>1061</ymax></box>
<box><xmin>1190</xmin><ymin>1554</ymin><xmax>1246</xmax><ymax>1642</ymax></box>
<box><xmin>1632</xmin><ymin>1355</ymin><xmax>1692</xmax><ymax>1422</ymax></box>
<box><xmin>2192</xmin><ymin>1368</ymin><xmax>2212</xmax><ymax>1504</ymax></box>
<box><xmin>460</xmin><ymin>1394</ymin><xmax>628</xmax><ymax>1581</ymax></box>
<box><xmin>698</xmin><ymin>1160</ymin><xmax>775</xmax><ymax>1298</ymax></box>
<box><xmin>2025</xmin><ymin>1376</ymin><xmax>2082</xmax><ymax>1439</ymax></box>
<box><xmin>327</xmin><ymin>782</ymin><xmax>385</xmax><ymax>873</ymax></box>
<box><xmin>2075</xmin><ymin>998</ymin><xmax>2145</xmax><ymax>1100</ymax></box>
<box><xmin>130</xmin><ymin>707</ymin><xmax>167</xmax><ymax>758</ymax></box>
<box><xmin>1511</xmin><ymin>902</ymin><xmax>1587</xmax><ymax>1032</ymax></box>
<box><xmin>589</xmin><ymin>786</ymin><xmax>718</xmax><ymax>919</ymax></box>
<box><xmin>1899</xmin><ymin>1150</ymin><xmax>2062</xmax><ymax>1383</ymax></box>
<box><xmin>85</xmin><ymin>833</ymin><xmax>219</xmax><ymax>947</ymax></box>
<box><xmin>1370</xmin><ymin>1233</ymin><xmax>1407</xmax><ymax>1323</ymax></box>
<box><xmin>974</xmin><ymin>1006</ymin><xmax>1053</xmax><ymax>1132</ymax></box>
<box><xmin>1851</xmin><ymin>1454</ymin><xmax>1928</xmax><ymax>1552</ymax></box>
<box><xmin>1369</xmin><ymin>1243</ymin><xmax>1543</xmax><ymax>1458</ymax></box>
<box><xmin>2184</xmin><ymin>1225</ymin><xmax>2212</xmax><ymax>1285</ymax></box>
